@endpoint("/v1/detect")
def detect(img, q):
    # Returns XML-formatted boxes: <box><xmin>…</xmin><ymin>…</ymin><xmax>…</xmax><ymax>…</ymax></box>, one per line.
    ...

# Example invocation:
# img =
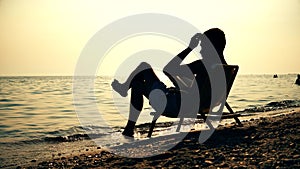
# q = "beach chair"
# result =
<box><xmin>147</xmin><ymin>65</ymin><xmax>242</xmax><ymax>137</ymax></box>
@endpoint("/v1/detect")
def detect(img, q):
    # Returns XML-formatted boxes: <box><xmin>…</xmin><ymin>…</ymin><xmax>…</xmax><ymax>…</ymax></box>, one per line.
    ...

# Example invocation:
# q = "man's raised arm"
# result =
<box><xmin>163</xmin><ymin>33</ymin><xmax>201</xmax><ymax>75</ymax></box>
<box><xmin>163</xmin><ymin>33</ymin><xmax>201</xmax><ymax>87</ymax></box>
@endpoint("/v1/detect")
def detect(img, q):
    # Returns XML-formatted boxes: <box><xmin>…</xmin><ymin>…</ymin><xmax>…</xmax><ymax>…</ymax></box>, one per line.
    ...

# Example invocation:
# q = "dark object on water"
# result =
<box><xmin>295</xmin><ymin>74</ymin><xmax>300</xmax><ymax>85</ymax></box>
<box><xmin>273</xmin><ymin>74</ymin><xmax>278</xmax><ymax>78</ymax></box>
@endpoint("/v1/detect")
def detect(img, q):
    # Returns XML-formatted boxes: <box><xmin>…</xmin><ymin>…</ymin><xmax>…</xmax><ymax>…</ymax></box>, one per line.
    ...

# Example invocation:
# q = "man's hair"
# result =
<box><xmin>204</xmin><ymin>28</ymin><xmax>226</xmax><ymax>55</ymax></box>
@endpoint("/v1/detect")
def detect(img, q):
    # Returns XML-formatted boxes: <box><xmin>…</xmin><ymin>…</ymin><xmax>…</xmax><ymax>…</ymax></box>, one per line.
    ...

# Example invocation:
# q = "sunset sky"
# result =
<box><xmin>0</xmin><ymin>0</ymin><xmax>299</xmax><ymax>76</ymax></box>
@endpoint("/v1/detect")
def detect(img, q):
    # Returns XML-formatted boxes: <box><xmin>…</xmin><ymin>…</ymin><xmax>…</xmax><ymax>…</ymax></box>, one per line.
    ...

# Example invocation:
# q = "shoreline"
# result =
<box><xmin>15</xmin><ymin>108</ymin><xmax>300</xmax><ymax>168</ymax></box>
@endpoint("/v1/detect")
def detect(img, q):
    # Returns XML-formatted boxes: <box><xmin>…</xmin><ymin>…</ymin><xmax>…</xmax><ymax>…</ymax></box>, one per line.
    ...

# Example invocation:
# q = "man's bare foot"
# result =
<box><xmin>122</xmin><ymin>129</ymin><xmax>134</xmax><ymax>137</ymax></box>
<box><xmin>111</xmin><ymin>79</ymin><xmax>128</xmax><ymax>97</ymax></box>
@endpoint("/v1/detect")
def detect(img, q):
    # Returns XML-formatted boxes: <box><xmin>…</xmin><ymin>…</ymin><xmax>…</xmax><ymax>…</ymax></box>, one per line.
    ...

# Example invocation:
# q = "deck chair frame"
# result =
<box><xmin>147</xmin><ymin>65</ymin><xmax>242</xmax><ymax>137</ymax></box>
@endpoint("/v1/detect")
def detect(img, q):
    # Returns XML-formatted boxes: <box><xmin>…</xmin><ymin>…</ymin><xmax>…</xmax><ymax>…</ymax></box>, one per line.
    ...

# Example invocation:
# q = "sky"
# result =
<box><xmin>0</xmin><ymin>0</ymin><xmax>299</xmax><ymax>76</ymax></box>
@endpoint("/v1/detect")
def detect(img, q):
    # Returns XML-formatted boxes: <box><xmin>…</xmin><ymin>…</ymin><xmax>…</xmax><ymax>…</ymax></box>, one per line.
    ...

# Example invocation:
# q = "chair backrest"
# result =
<box><xmin>198</xmin><ymin>64</ymin><xmax>239</xmax><ymax>112</ymax></box>
<box><xmin>161</xmin><ymin>65</ymin><xmax>239</xmax><ymax>118</ymax></box>
<box><xmin>222</xmin><ymin>65</ymin><xmax>239</xmax><ymax>99</ymax></box>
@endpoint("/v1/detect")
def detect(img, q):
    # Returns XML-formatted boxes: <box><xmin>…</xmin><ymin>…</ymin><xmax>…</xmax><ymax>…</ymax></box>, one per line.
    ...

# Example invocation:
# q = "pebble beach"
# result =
<box><xmin>18</xmin><ymin>108</ymin><xmax>300</xmax><ymax>169</ymax></box>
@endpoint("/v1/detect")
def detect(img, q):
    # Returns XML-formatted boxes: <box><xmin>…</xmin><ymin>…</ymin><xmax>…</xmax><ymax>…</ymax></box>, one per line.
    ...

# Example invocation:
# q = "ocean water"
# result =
<box><xmin>0</xmin><ymin>74</ymin><xmax>300</xmax><ymax>167</ymax></box>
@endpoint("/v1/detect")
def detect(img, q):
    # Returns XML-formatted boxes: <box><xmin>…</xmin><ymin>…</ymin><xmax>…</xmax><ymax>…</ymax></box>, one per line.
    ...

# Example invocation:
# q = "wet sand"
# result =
<box><xmin>20</xmin><ymin>108</ymin><xmax>300</xmax><ymax>168</ymax></box>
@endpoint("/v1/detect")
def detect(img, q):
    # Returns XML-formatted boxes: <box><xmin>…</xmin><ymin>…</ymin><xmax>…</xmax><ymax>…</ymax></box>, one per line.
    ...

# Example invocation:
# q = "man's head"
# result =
<box><xmin>203</xmin><ymin>28</ymin><xmax>226</xmax><ymax>56</ymax></box>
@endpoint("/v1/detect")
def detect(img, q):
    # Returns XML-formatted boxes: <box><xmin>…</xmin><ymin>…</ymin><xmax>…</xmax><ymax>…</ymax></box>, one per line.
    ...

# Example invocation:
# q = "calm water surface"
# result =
<box><xmin>1</xmin><ymin>75</ymin><xmax>300</xmax><ymax>142</ymax></box>
<box><xmin>0</xmin><ymin>74</ymin><xmax>299</xmax><ymax>167</ymax></box>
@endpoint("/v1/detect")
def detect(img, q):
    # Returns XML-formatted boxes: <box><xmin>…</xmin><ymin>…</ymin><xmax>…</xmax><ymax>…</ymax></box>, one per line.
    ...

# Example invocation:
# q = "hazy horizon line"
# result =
<box><xmin>0</xmin><ymin>72</ymin><xmax>299</xmax><ymax>77</ymax></box>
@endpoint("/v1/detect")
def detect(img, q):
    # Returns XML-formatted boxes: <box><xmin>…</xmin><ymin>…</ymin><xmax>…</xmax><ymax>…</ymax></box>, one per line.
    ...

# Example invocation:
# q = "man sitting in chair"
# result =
<box><xmin>112</xmin><ymin>28</ymin><xmax>228</xmax><ymax>137</ymax></box>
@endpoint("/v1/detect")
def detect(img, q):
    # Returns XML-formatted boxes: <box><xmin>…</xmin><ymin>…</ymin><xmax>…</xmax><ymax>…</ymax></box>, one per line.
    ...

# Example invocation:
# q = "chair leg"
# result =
<box><xmin>206</xmin><ymin>119</ymin><xmax>214</xmax><ymax>129</ymax></box>
<box><xmin>176</xmin><ymin>117</ymin><xmax>184</xmax><ymax>132</ymax></box>
<box><xmin>225</xmin><ymin>102</ymin><xmax>242</xmax><ymax>126</ymax></box>
<box><xmin>147</xmin><ymin>119</ymin><xmax>157</xmax><ymax>137</ymax></box>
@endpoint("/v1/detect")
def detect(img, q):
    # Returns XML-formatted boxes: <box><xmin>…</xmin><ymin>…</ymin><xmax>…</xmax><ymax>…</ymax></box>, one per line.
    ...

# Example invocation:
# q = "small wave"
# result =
<box><xmin>39</xmin><ymin>125</ymin><xmax>121</xmax><ymax>143</ymax></box>
<box><xmin>0</xmin><ymin>124</ymin><xmax>9</xmax><ymax>129</ymax></box>
<box><xmin>61</xmin><ymin>109</ymin><xmax>73</xmax><ymax>112</ymax></box>
<box><xmin>266</xmin><ymin>100</ymin><xmax>297</xmax><ymax>107</ymax></box>
<box><xmin>31</xmin><ymin>91</ymin><xmax>42</xmax><ymax>94</ymax></box>
<box><xmin>0</xmin><ymin>99</ymin><xmax>13</xmax><ymax>102</ymax></box>
<box><xmin>0</xmin><ymin>103</ymin><xmax>26</xmax><ymax>108</ymax></box>
<box><xmin>239</xmin><ymin>99</ymin><xmax>300</xmax><ymax>113</ymax></box>
<box><xmin>237</xmin><ymin>98</ymin><xmax>249</xmax><ymax>102</ymax></box>
<box><xmin>44</xmin><ymin>133</ymin><xmax>91</xmax><ymax>142</ymax></box>
<box><xmin>43</xmin><ymin>125</ymin><xmax>113</xmax><ymax>136</ymax></box>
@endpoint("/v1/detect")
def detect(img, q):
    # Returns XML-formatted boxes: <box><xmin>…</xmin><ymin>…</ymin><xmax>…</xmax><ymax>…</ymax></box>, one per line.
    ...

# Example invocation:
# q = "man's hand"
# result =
<box><xmin>188</xmin><ymin>33</ymin><xmax>202</xmax><ymax>49</ymax></box>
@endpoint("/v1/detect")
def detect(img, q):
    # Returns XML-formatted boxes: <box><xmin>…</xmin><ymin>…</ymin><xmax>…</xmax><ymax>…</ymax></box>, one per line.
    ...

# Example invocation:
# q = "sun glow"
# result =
<box><xmin>0</xmin><ymin>0</ymin><xmax>299</xmax><ymax>75</ymax></box>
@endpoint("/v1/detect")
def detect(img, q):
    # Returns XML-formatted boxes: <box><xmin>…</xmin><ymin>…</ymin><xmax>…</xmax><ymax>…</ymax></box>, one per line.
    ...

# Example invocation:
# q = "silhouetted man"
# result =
<box><xmin>112</xmin><ymin>28</ymin><xmax>228</xmax><ymax>137</ymax></box>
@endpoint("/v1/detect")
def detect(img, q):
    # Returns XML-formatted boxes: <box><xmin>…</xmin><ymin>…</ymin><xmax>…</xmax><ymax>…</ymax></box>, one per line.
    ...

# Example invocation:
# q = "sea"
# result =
<box><xmin>0</xmin><ymin>74</ymin><xmax>300</xmax><ymax>167</ymax></box>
